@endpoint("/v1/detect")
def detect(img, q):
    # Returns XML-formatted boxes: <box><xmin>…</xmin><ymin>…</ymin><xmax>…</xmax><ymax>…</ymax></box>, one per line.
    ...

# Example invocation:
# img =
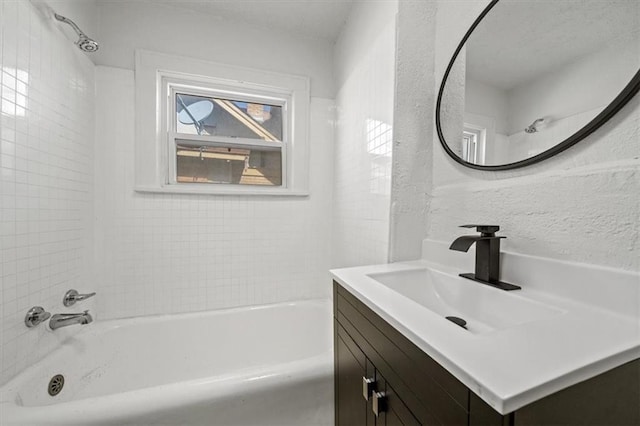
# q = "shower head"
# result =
<box><xmin>77</xmin><ymin>36</ymin><xmax>99</xmax><ymax>53</ymax></box>
<box><xmin>54</xmin><ymin>13</ymin><xmax>99</xmax><ymax>52</ymax></box>
<box><xmin>525</xmin><ymin>118</ymin><xmax>545</xmax><ymax>134</ymax></box>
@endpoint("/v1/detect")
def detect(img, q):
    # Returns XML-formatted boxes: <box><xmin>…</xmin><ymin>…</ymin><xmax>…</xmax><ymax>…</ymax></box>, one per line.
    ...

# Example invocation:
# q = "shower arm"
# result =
<box><xmin>54</xmin><ymin>13</ymin><xmax>85</xmax><ymax>37</ymax></box>
<box><xmin>525</xmin><ymin>117</ymin><xmax>545</xmax><ymax>133</ymax></box>
<box><xmin>53</xmin><ymin>12</ymin><xmax>99</xmax><ymax>52</ymax></box>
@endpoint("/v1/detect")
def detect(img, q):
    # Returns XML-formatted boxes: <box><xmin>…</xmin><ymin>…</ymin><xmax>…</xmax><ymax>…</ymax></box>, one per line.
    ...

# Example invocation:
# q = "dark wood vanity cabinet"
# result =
<box><xmin>335</xmin><ymin>324</ymin><xmax>370</xmax><ymax>426</ymax></box>
<box><xmin>333</xmin><ymin>281</ymin><xmax>640</xmax><ymax>426</ymax></box>
<box><xmin>334</xmin><ymin>281</ymin><xmax>479</xmax><ymax>426</ymax></box>
<box><xmin>336</xmin><ymin>321</ymin><xmax>420</xmax><ymax>426</ymax></box>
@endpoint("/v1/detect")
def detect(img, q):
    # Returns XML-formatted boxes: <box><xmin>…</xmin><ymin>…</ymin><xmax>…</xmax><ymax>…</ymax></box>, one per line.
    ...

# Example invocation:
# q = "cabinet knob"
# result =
<box><xmin>372</xmin><ymin>391</ymin><xmax>387</xmax><ymax>416</ymax></box>
<box><xmin>362</xmin><ymin>376</ymin><xmax>376</xmax><ymax>401</ymax></box>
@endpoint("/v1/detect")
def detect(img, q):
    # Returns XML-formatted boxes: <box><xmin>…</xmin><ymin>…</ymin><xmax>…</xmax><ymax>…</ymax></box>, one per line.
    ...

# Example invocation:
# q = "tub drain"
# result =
<box><xmin>48</xmin><ymin>374</ymin><xmax>64</xmax><ymax>396</ymax></box>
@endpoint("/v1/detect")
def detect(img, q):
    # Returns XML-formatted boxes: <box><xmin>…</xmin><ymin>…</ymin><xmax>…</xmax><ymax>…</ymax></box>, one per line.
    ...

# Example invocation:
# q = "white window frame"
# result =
<box><xmin>164</xmin><ymin>78</ymin><xmax>289</xmax><ymax>187</ymax></box>
<box><xmin>462</xmin><ymin>122</ymin><xmax>487</xmax><ymax>165</ymax></box>
<box><xmin>134</xmin><ymin>50</ymin><xmax>310</xmax><ymax>196</ymax></box>
<box><xmin>462</xmin><ymin>129</ymin><xmax>478</xmax><ymax>163</ymax></box>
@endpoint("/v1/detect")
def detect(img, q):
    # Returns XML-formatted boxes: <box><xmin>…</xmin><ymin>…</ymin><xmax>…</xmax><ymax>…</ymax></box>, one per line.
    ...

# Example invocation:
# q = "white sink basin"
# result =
<box><xmin>332</xmin><ymin>240</ymin><xmax>640</xmax><ymax>413</ymax></box>
<box><xmin>367</xmin><ymin>268</ymin><xmax>564</xmax><ymax>334</ymax></box>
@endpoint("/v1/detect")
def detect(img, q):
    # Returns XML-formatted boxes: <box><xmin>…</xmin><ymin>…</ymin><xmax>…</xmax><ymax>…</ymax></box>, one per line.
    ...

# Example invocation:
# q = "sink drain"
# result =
<box><xmin>48</xmin><ymin>374</ymin><xmax>64</xmax><ymax>396</ymax></box>
<box><xmin>446</xmin><ymin>316</ymin><xmax>467</xmax><ymax>330</ymax></box>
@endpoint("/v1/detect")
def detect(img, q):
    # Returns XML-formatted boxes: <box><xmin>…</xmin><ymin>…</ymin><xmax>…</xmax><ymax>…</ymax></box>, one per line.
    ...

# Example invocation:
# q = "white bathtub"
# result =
<box><xmin>0</xmin><ymin>300</ymin><xmax>334</xmax><ymax>425</ymax></box>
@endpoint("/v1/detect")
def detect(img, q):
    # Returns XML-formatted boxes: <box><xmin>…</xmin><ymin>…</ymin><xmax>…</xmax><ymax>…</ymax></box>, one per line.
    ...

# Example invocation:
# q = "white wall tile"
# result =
<box><xmin>0</xmin><ymin>0</ymin><xmax>95</xmax><ymax>386</ymax></box>
<box><xmin>94</xmin><ymin>66</ymin><xmax>334</xmax><ymax>320</ymax></box>
<box><xmin>331</xmin><ymin>2</ymin><xmax>397</xmax><ymax>268</ymax></box>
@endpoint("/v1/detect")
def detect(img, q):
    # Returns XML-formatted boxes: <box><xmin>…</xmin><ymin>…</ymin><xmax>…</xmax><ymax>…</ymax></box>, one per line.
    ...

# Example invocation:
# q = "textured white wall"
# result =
<box><xmin>393</xmin><ymin>0</ymin><xmax>639</xmax><ymax>272</ymax></box>
<box><xmin>93</xmin><ymin>1</ymin><xmax>335</xmax><ymax>98</ymax></box>
<box><xmin>331</xmin><ymin>0</ymin><xmax>397</xmax><ymax>268</ymax></box>
<box><xmin>0</xmin><ymin>0</ymin><xmax>95</xmax><ymax>385</ymax></box>
<box><xmin>389</xmin><ymin>1</ymin><xmax>437</xmax><ymax>262</ymax></box>
<box><xmin>94</xmin><ymin>66</ymin><xmax>334</xmax><ymax>319</ymax></box>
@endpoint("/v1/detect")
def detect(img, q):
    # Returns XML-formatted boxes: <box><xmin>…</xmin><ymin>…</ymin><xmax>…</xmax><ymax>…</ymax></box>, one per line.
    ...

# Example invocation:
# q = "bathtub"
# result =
<box><xmin>0</xmin><ymin>300</ymin><xmax>334</xmax><ymax>425</ymax></box>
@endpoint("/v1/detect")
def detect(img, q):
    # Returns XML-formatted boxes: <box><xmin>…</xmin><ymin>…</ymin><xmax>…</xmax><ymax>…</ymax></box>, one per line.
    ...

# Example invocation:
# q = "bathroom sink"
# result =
<box><xmin>332</xmin><ymin>241</ymin><xmax>640</xmax><ymax>414</ymax></box>
<box><xmin>367</xmin><ymin>268</ymin><xmax>564</xmax><ymax>334</ymax></box>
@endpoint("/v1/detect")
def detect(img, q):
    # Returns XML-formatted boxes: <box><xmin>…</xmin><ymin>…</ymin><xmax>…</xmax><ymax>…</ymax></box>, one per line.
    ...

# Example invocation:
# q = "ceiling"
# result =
<box><xmin>131</xmin><ymin>0</ymin><xmax>355</xmax><ymax>41</ymax></box>
<box><xmin>465</xmin><ymin>0</ymin><xmax>639</xmax><ymax>90</ymax></box>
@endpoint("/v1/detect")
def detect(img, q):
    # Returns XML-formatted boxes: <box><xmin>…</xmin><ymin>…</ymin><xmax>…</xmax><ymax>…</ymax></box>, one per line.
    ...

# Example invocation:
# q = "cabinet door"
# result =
<box><xmin>372</xmin><ymin>371</ymin><xmax>421</xmax><ymax>426</ymax></box>
<box><xmin>335</xmin><ymin>282</ymin><xmax>469</xmax><ymax>426</ymax></box>
<box><xmin>514</xmin><ymin>359</ymin><xmax>640</xmax><ymax>426</ymax></box>
<box><xmin>336</xmin><ymin>321</ymin><xmax>372</xmax><ymax>426</ymax></box>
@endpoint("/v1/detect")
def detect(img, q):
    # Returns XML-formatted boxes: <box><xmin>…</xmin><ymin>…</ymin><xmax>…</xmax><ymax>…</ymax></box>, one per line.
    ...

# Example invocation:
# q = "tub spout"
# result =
<box><xmin>49</xmin><ymin>310</ymin><xmax>93</xmax><ymax>330</ymax></box>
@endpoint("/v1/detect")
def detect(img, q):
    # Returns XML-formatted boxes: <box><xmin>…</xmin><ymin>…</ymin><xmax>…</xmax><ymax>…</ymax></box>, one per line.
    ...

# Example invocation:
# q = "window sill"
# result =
<box><xmin>134</xmin><ymin>185</ymin><xmax>309</xmax><ymax>197</ymax></box>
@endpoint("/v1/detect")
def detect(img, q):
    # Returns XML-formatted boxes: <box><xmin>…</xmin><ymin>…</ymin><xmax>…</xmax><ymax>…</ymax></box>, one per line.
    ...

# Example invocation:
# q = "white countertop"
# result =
<box><xmin>330</xmin><ymin>241</ymin><xmax>640</xmax><ymax>414</ymax></box>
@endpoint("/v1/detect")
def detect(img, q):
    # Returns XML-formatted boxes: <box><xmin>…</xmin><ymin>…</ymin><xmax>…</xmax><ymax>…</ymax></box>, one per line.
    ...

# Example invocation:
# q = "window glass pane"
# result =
<box><xmin>176</xmin><ymin>93</ymin><xmax>283</xmax><ymax>141</ymax></box>
<box><xmin>176</xmin><ymin>142</ymin><xmax>282</xmax><ymax>186</ymax></box>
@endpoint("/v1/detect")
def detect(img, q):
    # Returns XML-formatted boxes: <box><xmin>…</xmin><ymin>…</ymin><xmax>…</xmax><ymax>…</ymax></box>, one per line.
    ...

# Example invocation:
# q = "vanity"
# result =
<box><xmin>331</xmin><ymin>240</ymin><xmax>640</xmax><ymax>426</ymax></box>
<box><xmin>331</xmin><ymin>0</ymin><xmax>640</xmax><ymax>422</ymax></box>
<box><xmin>332</xmin><ymin>0</ymin><xmax>640</xmax><ymax>422</ymax></box>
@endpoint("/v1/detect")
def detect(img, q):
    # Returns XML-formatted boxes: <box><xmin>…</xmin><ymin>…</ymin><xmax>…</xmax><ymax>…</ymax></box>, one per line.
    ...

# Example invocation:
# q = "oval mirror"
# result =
<box><xmin>436</xmin><ymin>0</ymin><xmax>640</xmax><ymax>170</ymax></box>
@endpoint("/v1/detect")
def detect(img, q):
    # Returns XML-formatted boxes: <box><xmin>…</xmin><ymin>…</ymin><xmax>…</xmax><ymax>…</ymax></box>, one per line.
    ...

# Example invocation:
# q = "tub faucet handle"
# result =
<box><xmin>25</xmin><ymin>306</ymin><xmax>51</xmax><ymax>328</ymax></box>
<box><xmin>63</xmin><ymin>289</ymin><xmax>96</xmax><ymax>307</ymax></box>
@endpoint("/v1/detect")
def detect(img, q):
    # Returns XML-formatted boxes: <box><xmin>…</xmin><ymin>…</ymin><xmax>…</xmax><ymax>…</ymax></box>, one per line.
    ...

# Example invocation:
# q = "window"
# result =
<box><xmin>462</xmin><ymin>123</ymin><xmax>486</xmax><ymax>165</ymax></box>
<box><xmin>168</xmin><ymin>85</ymin><xmax>286</xmax><ymax>187</ymax></box>
<box><xmin>462</xmin><ymin>130</ymin><xmax>478</xmax><ymax>163</ymax></box>
<box><xmin>135</xmin><ymin>50</ymin><xmax>310</xmax><ymax>195</ymax></box>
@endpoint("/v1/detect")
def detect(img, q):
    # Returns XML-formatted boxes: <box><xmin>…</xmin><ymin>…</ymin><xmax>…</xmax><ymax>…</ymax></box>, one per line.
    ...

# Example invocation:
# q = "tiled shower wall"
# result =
<box><xmin>332</xmin><ymin>1</ymin><xmax>397</xmax><ymax>268</ymax></box>
<box><xmin>94</xmin><ymin>67</ymin><xmax>334</xmax><ymax>320</ymax></box>
<box><xmin>0</xmin><ymin>0</ymin><xmax>95</xmax><ymax>385</ymax></box>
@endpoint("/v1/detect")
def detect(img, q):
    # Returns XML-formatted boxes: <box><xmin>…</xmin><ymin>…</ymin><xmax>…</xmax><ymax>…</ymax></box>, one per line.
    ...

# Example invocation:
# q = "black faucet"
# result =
<box><xmin>449</xmin><ymin>225</ymin><xmax>520</xmax><ymax>291</ymax></box>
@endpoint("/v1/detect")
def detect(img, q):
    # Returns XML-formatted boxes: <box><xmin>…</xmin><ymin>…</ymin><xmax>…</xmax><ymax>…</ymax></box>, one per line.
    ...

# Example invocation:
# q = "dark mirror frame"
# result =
<box><xmin>435</xmin><ymin>0</ymin><xmax>640</xmax><ymax>171</ymax></box>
